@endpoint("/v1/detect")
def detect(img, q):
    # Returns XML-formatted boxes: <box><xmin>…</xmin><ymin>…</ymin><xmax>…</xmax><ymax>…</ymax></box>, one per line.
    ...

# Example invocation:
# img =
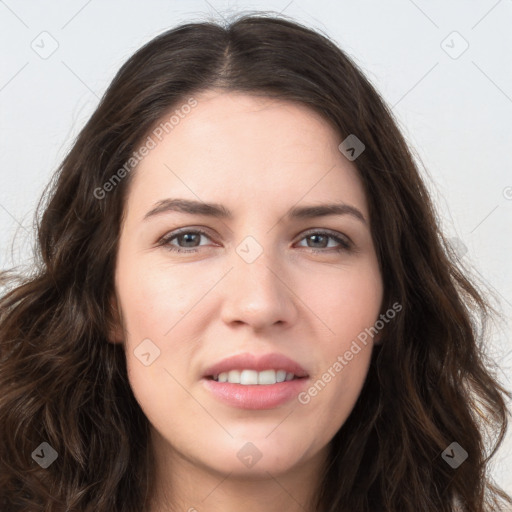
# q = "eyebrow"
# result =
<box><xmin>143</xmin><ymin>198</ymin><xmax>367</xmax><ymax>224</ymax></box>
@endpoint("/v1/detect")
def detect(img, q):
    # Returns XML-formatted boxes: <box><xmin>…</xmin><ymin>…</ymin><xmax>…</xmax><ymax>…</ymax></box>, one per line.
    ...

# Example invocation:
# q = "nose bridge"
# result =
<box><xmin>220</xmin><ymin>229</ymin><xmax>296</xmax><ymax>327</ymax></box>
<box><xmin>234</xmin><ymin>233</ymin><xmax>282</xmax><ymax>299</ymax></box>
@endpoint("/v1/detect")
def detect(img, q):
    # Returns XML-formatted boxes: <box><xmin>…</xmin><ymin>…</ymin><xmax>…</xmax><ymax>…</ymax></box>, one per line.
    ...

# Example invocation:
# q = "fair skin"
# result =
<box><xmin>109</xmin><ymin>90</ymin><xmax>384</xmax><ymax>512</ymax></box>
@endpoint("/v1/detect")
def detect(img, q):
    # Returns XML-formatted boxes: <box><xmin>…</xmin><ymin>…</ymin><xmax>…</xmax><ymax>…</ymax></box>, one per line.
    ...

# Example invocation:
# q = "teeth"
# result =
<box><xmin>212</xmin><ymin>369</ymin><xmax>300</xmax><ymax>385</ymax></box>
<box><xmin>227</xmin><ymin>370</ymin><xmax>241</xmax><ymax>384</ymax></box>
<box><xmin>241</xmin><ymin>369</ymin><xmax>258</xmax><ymax>385</ymax></box>
<box><xmin>256</xmin><ymin>369</ymin><xmax>275</xmax><ymax>385</ymax></box>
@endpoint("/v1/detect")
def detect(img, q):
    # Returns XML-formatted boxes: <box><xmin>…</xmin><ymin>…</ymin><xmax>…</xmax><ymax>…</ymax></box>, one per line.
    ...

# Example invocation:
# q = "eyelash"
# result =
<box><xmin>157</xmin><ymin>228</ymin><xmax>352</xmax><ymax>254</ymax></box>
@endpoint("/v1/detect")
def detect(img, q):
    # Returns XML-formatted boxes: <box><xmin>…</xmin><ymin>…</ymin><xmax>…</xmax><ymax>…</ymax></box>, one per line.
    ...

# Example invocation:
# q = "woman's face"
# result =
<box><xmin>112</xmin><ymin>90</ymin><xmax>383</xmax><ymax>480</ymax></box>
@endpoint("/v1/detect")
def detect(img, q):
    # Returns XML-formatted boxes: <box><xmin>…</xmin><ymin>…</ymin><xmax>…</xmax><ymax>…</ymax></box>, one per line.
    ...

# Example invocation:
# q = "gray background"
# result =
<box><xmin>1</xmin><ymin>0</ymin><xmax>511</xmax><ymax>494</ymax></box>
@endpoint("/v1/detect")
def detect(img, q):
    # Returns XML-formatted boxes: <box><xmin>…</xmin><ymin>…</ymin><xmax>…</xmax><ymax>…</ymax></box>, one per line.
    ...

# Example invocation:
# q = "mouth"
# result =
<box><xmin>205</xmin><ymin>369</ymin><xmax>307</xmax><ymax>385</ymax></box>
<box><xmin>201</xmin><ymin>351</ymin><xmax>309</xmax><ymax>381</ymax></box>
<box><xmin>200</xmin><ymin>352</ymin><xmax>310</xmax><ymax>409</ymax></box>
<box><xmin>202</xmin><ymin>373</ymin><xmax>310</xmax><ymax>410</ymax></box>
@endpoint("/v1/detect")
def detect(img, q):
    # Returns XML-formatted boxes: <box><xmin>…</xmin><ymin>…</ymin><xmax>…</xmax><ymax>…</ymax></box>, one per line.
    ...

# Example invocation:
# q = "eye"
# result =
<box><xmin>158</xmin><ymin>228</ymin><xmax>212</xmax><ymax>253</ymax></box>
<box><xmin>157</xmin><ymin>228</ymin><xmax>352</xmax><ymax>254</ymax></box>
<box><xmin>296</xmin><ymin>230</ymin><xmax>352</xmax><ymax>253</ymax></box>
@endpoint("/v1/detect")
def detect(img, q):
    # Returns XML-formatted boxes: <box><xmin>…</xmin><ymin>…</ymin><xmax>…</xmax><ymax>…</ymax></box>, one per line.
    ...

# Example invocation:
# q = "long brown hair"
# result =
<box><xmin>1</xmin><ymin>13</ymin><xmax>511</xmax><ymax>511</ymax></box>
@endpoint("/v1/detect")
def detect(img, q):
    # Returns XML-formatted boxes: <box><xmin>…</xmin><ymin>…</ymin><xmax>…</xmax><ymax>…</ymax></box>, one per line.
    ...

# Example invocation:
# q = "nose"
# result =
<box><xmin>220</xmin><ymin>248</ymin><xmax>299</xmax><ymax>331</ymax></box>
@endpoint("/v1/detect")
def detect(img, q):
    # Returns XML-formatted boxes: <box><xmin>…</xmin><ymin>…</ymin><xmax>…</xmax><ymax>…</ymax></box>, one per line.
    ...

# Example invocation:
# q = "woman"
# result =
<box><xmin>1</xmin><ymin>13</ymin><xmax>511</xmax><ymax>512</ymax></box>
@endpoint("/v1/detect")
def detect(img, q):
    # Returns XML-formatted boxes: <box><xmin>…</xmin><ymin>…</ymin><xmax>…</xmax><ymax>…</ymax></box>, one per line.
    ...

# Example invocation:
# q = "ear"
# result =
<box><xmin>107</xmin><ymin>294</ymin><xmax>124</xmax><ymax>344</ymax></box>
<box><xmin>373</xmin><ymin>330</ymin><xmax>384</xmax><ymax>346</ymax></box>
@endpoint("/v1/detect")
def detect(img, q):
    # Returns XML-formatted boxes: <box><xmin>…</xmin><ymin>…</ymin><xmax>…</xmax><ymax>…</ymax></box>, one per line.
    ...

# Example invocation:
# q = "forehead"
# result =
<box><xmin>124</xmin><ymin>90</ymin><xmax>369</xmax><ymax>221</ymax></box>
<box><xmin>176</xmin><ymin>90</ymin><xmax>339</xmax><ymax>150</ymax></box>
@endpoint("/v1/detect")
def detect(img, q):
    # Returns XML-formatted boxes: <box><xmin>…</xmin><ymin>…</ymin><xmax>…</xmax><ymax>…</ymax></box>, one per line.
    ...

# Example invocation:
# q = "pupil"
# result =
<box><xmin>181</xmin><ymin>233</ymin><xmax>198</xmax><ymax>247</ymax></box>
<box><xmin>310</xmin><ymin>234</ymin><xmax>326</xmax><ymax>248</ymax></box>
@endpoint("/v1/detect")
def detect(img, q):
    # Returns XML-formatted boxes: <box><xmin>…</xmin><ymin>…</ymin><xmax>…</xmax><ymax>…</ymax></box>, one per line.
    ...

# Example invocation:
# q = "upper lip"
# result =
<box><xmin>202</xmin><ymin>352</ymin><xmax>309</xmax><ymax>378</ymax></box>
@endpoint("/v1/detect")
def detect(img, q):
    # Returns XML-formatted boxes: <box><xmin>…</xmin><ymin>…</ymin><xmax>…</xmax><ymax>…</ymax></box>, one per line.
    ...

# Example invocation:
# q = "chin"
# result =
<box><xmin>198</xmin><ymin>439</ymin><xmax>310</xmax><ymax>477</ymax></box>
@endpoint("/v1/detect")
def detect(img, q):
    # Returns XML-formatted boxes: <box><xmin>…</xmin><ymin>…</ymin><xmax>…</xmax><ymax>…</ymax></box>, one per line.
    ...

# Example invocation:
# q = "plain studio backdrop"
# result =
<box><xmin>0</xmin><ymin>0</ymin><xmax>511</xmax><ymax>497</ymax></box>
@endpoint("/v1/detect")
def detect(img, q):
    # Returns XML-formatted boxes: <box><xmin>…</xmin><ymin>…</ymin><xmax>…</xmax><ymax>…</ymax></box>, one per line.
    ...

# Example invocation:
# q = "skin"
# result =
<box><xmin>109</xmin><ymin>90</ymin><xmax>384</xmax><ymax>512</ymax></box>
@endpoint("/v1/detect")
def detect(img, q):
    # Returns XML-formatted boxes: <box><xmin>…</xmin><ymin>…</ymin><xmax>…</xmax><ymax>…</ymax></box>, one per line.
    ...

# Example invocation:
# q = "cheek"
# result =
<box><xmin>114</xmin><ymin>256</ymin><xmax>194</xmax><ymax>413</ymax></box>
<box><xmin>122</xmin><ymin>317</ymin><xmax>197</xmax><ymax>439</ymax></box>
<box><xmin>300</xmin><ymin>259</ymin><xmax>383</xmax><ymax>338</ymax></box>
<box><xmin>294</xmin><ymin>262</ymin><xmax>381</xmax><ymax>425</ymax></box>
<box><xmin>298</xmin><ymin>336</ymin><xmax>374</xmax><ymax>442</ymax></box>
<box><xmin>116</xmin><ymin>254</ymin><xmax>202</xmax><ymax>341</ymax></box>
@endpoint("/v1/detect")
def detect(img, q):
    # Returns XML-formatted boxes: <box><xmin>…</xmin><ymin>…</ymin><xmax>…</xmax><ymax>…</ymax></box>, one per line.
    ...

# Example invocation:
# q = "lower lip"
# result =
<box><xmin>202</xmin><ymin>377</ymin><xmax>309</xmax><ymax>410</ymax></box>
